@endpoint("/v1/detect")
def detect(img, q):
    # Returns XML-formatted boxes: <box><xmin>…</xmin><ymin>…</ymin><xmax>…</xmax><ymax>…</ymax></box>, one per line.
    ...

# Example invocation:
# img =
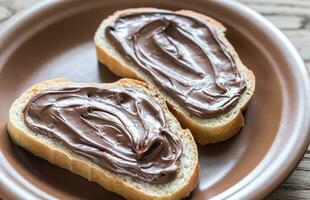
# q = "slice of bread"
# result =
<box><xmin>7</xmin><ymin>78</ymin><xmax>199</xmax><ymax>200</ymax></box>
<box><xmin>94</xmin><ymin>8</ymin><xmax>255</xmax><ymax>145</ymax></box>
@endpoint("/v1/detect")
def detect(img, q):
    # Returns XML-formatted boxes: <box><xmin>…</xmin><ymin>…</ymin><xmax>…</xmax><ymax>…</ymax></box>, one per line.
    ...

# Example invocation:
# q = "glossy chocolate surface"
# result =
<box><xmin>106</xmin><ymin>11</ymin><xmax>246</xmax><ymax>118</ymax></box>
<box><xmin>24</xmin><ymin>87</ymin><xmax>182</xmax><ymax>183</ymax></box>
<box><xmin>0</xmin><ymin>1</ymin><xmax>309</xmax><ymax>200</ymax></box>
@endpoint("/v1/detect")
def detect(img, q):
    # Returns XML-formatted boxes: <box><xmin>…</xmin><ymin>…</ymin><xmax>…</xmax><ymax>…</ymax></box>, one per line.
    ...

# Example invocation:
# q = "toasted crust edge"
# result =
<box><xmin>7</xmin><ymin>78</ymin><xmax>199</xmax><ymax>200</ymax></box>
<box><xmin>94</xmin><ymin>8</ymin><xmax>256</xmax><ymax>144</ymax></box>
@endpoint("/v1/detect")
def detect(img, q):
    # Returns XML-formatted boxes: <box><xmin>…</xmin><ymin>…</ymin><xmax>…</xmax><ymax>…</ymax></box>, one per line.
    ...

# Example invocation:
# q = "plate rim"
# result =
<box><xmin>0</xmin><ymin>0</ymin><xmax>309</xmax><ymax>199</ymax></box>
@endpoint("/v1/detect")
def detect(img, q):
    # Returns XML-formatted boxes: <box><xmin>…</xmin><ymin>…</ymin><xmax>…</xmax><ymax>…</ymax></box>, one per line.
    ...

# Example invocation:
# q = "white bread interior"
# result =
<box><xmin>94</xmin><ymin>8</ymin><xmax>256</xmax><ymax>144</ymax></box>
<box><xmin>7</xmin><ymin>78</ymin><xmax>199</xmax><ymax>200</ymax></box>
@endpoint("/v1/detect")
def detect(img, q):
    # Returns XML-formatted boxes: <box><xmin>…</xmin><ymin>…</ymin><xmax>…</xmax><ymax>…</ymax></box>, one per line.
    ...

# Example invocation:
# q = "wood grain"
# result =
<box><xmin>0</xmin><ymin>0</ymin><xmax>309</xmax><ymax>199</ymax></box>
<box><xmin>238</xmin><ymin>2</ymin><xmax>310</xmax><ymax>198</ymax></box>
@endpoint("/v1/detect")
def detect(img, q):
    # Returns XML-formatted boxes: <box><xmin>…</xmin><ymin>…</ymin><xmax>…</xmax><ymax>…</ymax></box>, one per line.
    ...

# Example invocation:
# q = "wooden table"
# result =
<box><xmin>239</xmin><ymin>2</ymin><xmax>310</xmax><ymax>199</ymax></box>
<box><xmin>0</xmin><ymin>0</ymin><xmax>309</xmax><ymax>199</ymax></box>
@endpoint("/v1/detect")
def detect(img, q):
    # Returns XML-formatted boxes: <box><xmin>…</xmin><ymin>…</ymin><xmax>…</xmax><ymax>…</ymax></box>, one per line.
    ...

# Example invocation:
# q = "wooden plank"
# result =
<box><xmin>240</xmin><ymin>0</ymin><xmax>310</xmax><ymax>8</ymax></box>
<box><xmin>0</xmin><ymin>5</ymin><xmax>12</xmax><ymax>22</ymax></box>
<box><xmin>264</xmin><ymin>15</ymin><xmax>305</xmax><ymax>30</ymax></box>
<box><xmin>0</xmin><ymin>0</ymin><xmax>309</xmax><ymax>199</ymax></box>
<box><xmin>0</xmin><ymin>0</ymin><xmax>40</xmax><ymax>12</ymax></box>
<box><xmin>269</xmin><ymin>189</ymin><xmax>310</xmax><ymax>200</ymax></box>
<box><xmin>284</xmin><ymin>30</ymin><xmax>310</xmax><ymax>60</ymax></box>
<box><xmin>240</xmin><ymin>1</ymin><xmax>310</xmax><ymax>199</ymax></box>
<box><xmin>244</xmin><ymin>6</ymin><xmax>310</xmax><ymax>17</ymax></box>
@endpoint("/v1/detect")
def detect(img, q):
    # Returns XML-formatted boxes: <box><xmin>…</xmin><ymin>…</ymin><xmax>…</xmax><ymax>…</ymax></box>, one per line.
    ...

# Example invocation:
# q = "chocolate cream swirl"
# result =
<box><xmin>23</xmin><ymin>87</ymin><xmax>182</xmax><ymax>183</ymax></box>
<box><xmin>105</xmin><ymin>11</ymin><xmax>247</xmax><ymax>118</ymax></box>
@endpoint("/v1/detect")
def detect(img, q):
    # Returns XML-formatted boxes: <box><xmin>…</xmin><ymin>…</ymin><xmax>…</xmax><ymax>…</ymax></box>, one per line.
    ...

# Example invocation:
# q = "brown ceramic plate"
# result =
<box><xmin>0</xmin><ymin>0</ymin><xmax>309</xmax><ymax>199</ymax></box>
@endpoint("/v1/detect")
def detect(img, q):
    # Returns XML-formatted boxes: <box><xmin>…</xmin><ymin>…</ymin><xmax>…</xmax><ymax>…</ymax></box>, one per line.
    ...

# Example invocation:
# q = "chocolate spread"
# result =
<box><xmin>105</xmin><ymin>11</ymin><xmax>247</xmax><ymax>118</ymax></box>
<box><xmin>23</xmin><ymin>87</ymin><xmax>182</xmax><ymax>183</ymax></box>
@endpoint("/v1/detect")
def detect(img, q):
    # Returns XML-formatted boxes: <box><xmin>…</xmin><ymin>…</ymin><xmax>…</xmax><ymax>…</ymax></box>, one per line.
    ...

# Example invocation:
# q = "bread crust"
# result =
<box><xmin>94</xmin><ymin>8</ymin><xmax>256</xmax><ymax>144</ymax></box>
<box><xmin>8</xmin><ymin>78</ymin><xmax>199</xmax><ymax>200</ymax></box>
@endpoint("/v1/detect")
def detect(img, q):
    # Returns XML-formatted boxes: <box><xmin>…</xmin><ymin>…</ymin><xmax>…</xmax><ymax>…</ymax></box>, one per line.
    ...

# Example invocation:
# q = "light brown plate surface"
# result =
<box><xmin>0</xmin><ymin>0</ymin><xmax>309</xmax><ymax>199</ymax></box>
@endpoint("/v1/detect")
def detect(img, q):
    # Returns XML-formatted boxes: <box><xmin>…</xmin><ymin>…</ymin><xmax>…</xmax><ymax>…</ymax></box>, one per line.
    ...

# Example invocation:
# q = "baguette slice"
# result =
<box><xmin>94</xmin><ymin>8</ymin><xmax>255</xmax><ymax>145</ymax></box>
<box><xmin>7</xmin><ymin>78</ymin><xmax>199</xmax><ymax>200</ymax></box>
